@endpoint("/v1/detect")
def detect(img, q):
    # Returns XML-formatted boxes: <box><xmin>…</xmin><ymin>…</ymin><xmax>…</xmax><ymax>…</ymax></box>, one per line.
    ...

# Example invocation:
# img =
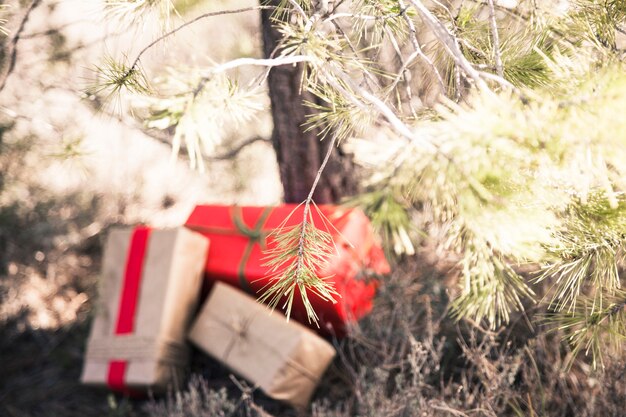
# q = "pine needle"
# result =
<box><xmin>259</xmin><ymin>203</ymin><xmax>340</xmax><ymax>325</ymax></box>
<box><xmin>104</xmin><ymin>0</ymin><xmax>179</xmax><ymax>31</ymax></box>
<box><xmin>87</xmin><ymin>55</ymin><xmax>151</xmax><ymax>110</ymax></box>
<box><xmin>0</xmin><ymin>5</ymin><xmax>9</xmax><ymax>37</ymax></box>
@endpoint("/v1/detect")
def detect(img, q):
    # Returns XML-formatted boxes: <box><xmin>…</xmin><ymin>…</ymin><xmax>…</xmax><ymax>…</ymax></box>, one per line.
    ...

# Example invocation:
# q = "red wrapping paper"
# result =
<box><xmin>81</xmin><ymin>227</ymin><xmax>208</xmax><ymax>393</ymax></box>
<box><xmin>185</xmin><ymin>205</ymin><xmax>390</xmax><ymax>337</ymax></box>
<box><xmin>108</xmin><ymin>226</ymin><xmax>151</xmax><ymax>394</ymax></box>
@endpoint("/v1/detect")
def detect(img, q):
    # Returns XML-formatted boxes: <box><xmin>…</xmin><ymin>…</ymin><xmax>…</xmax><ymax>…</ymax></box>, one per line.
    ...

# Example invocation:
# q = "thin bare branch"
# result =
<box><xmin>324</xmin><ymin>12</ymin><xmax>401</xmax><ymax>22</ymax></box>
<box><xmin>397</xmin><ymin>0</ymin><xmax>446</xmax><ymax>94</ymax></box>
<box><xmin>205</xmin><ymin>55</ymin><xmax>312</xmax><ymax>76</ymax></box>
<box><xmin>128</xmin><ymin>5</ymin><xmax>276</xmax><ymax>71</ymax></box>
<box><xmin>20</xmin><ymin>18</ymin><xmax>91</xmax><ymax>39</ymax></box>
<box><xmin>406</xmin><ymin>0</ymin><xmax>489</xmax><ymax>92</ymax></box>
<box><xmin>487</xmin><ymin>0</ymin><xmax>504</xmax><ymax>78</ymax></box>
<box><xmin>284</xmin><ymin>0</ymin><xmax>308</xmax><ymax>20</ymax></box>
<box><xmin>210</xmin><ymin>136</ymin><xmax>272</xmax><ymax>161</ymax></box>
<box><xmin>0</xmin><ymin>0</ymin><xmax>43</xmax><ymax>93</ymax></box>
<box><xmin>293</xmin><ymin>126</ymin><xmax>343</xmax><ymax>293</ymax></box>
<box><xmin>383</xmin><ymin>24</ymin><xmax>419</xmax><ymax>113</ymax></box>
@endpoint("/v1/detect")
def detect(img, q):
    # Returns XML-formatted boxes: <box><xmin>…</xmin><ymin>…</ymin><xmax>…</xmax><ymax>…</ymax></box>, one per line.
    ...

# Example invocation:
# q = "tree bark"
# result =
<box><xmin>260</xmin><ymin>3</ymin><xmax>357</xmax><ymax>204</ymax></box>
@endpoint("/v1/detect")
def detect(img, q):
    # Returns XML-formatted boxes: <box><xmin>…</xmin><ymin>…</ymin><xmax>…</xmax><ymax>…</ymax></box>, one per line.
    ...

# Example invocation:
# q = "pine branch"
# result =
<box><xmin>406</xmin><ymin>0</ymin><xmax>490</xmax><ymax>92</ymax></box>
<box><xmin>538</xmin><ymin>193</ymin><xmax>626</xmax><ymax>315</ymax></box>
<box><xmin>549</xmin><ymin>291</ymin><xmax>626</xmax><ymax>370</ymax></box>
<box><xmin>260</xmin><ymin>128</ymin><xmax>343</xmax><ymax>324</ymax></box>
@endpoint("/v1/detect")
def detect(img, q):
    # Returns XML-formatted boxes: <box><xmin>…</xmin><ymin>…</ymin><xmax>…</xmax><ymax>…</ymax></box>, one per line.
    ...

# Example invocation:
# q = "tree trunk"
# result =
<box><xmin>260</xmin><ymin>3</ymin><xmax>357</xmax><ymax>204</ymax></box>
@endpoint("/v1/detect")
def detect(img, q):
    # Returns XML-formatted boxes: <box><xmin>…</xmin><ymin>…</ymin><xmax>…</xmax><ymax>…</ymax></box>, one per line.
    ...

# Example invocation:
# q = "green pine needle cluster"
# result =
<box><xmin>104</xmin><ymin>0</ymin><xmax>178</xmax><ymax>30</ymax></box>
<box><xmin>88</xmin><ymin>56</ymin><xmax>151</xmax><ymax>108</ymax></box>
<box><xmin>260</xmin><ymin>204</ymin><xmax>340</xmax><ymax>325</ymax></box>
<box><xmin>345</xmin><ymin>190</ymin><xmax>418</xmax><ymax>256</ymax></box>
<box><xmin>548</xmin><ymin>291</ymin><xmax>626</xmax><ymax>370</ymax></box>
<box><xmin>437</xmin><ymin>4</ymin><xmax>557</xmax><ymax>93</ymax></box>
<box><xmin>451</xmin><ymin>234</ymin><xmax>535</xmax><ymax>328</ymax></box>
<box><xmin>351</xmin><ymin>0</ymin><xmax>411</xmax><ymax>45</ymax></box>
<box><xmin>539</xmin><ymin>194</ymin><xmax>626</xmax><ymax>314</ymax></box>
<box><xmin>566</xmin><ymin>0</ymin><xmax>626</xmax><ymax>50</ymax></box>
<box><xmin>140</xmin><ymin>70</ymin><xmax>264</xmax><ymax>171</ymax></box>
<box><xmin>304</xmin><ymin>84</ymin><xmax>375</xmax><ymax>143</ymax></box>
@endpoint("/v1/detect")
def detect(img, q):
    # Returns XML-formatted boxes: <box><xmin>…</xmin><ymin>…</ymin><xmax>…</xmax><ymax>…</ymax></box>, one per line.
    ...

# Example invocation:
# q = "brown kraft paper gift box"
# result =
<box><xmin>188</xmin><ymin>282</ymin><xmax>337</xmax><ymax>408</ymax></box>
<box><xmin>81</xmin><ymin>227</ymin><xmax>209</xmax><ymax>393</ymax></box>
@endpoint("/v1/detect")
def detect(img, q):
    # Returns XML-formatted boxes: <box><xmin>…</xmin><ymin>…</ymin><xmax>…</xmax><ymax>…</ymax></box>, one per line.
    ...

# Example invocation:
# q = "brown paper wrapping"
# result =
<box><xmin>81</xmin><ymin>227</ymin><xmax>209</xmax><ymax>392</ymax></box>
<box><xmin>188</xmin><ymin>282</ymin><xmax>336</xmax><ymax>407</ymax></box>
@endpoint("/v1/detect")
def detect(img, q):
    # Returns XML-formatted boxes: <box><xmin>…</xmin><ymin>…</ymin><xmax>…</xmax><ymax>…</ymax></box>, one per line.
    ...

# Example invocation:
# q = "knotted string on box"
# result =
<box><xmin>202</xmin><ymin>308</ymin><xmax>320</xmax><ymax>384</ymax></box>
<box><xmin>185</xmin><ymin>206</ymin><xmax>274</xmax><ymax>294</ymax></box>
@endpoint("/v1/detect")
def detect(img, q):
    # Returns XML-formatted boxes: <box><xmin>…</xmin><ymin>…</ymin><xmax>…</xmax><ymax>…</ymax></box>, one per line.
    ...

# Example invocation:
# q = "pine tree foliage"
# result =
<box><xmin>346</xmin><ymin>189</ymin><xmax>418</xmax><ymax>256</ymax></box>
<box><xmin>0</xmin><ymin>5</ymin><xmax>9</xmax><ymax>36</ymax></box>
<box><xmin>141</xmin><ymin>70</ymin><xmax>264</xmax><ymax>172</ymax></box>
<box><xmin>259</xmin><ymin>202</ymin><xmax>340</xmax><ymax>325</ymax></box>
<box><xmin>104</xmin><ymin>0</ymin><xmax>178</xmax><ymax>30</ymax></box>
<box><xmin>89</xmin><ymin>55</ymin><xmax>152</xmax><ymax>106</ymax></box>
<box><xmin>90</xmin><ymin>0</ymin><xmax>626</xmax><ymax>366</ymax></box>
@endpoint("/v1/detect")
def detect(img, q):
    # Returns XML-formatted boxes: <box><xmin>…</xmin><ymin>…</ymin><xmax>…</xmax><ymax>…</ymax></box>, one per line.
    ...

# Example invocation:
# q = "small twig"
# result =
<box><xmin>193</xmin><ymin>55</ymin><xmax>314</xmax><ymax>98</ymax></box>
<box><xmin>397</xmin><ymin>0</ymin><xmax>446</xmax><ymax>94</ymax></box>
<box><xmin>467</xmin><ymin>0</ymin><xmax>529</xmax><ymax>22</ymax></box>
<box><xmin>0</xmin><ymin>0</ymin><xmax>43</xmax><ymax>94</ymax></box>
<box><xmin>324</xmin><ymin>12</ymin><xmax>402</xmax><ymax>22</ymax></box>
<box><xmin>20</xmin><ymin>19</ymin><xmax>90</xmax><ymax>39</ymax></box>
<box><xmin>478</xmin><ymin>70</ymin><xmax>517</xmax><ymax>89</ymax></box>
<box><xmin>284</xmin><ymin>0</ymin><xmax>308</xmax><ymax>20</ymax></box>
<box><xmin>387</xmin><ymin>50</ymin><xmax>418</xmax><ymax>95</ymax></box>
<box><xmin>328</xmin><ymin>64</ymin><xmax>430</xmax><ymax>146</ymax></box>
<box><xmin>19</xmin><ymin>31</ymin><xmax>128</xmax><ymax>71</ymax></box>
<box><xmin>383</xmin><ymin>23</ymin><xmax>418</xmax><ymax>113</ymax></box>
<box><xmin>128</xmin><ymin>5</ymin><xmax>276</xmax><ymax>71</ymax></box>
<box><xmin>210</xmin><ymin>136</ymin><xmax>271</xmax><ymax>161</ymax></box>
<box><xmin>406</xmin><ymin>0</ymin><xmax>489</xmax><ymax>92</ymax></box>
<box><xmin>293</xmin><ymin>125</ymin><xmax>342</xmax><ymax>283</ymax></box>
<box><xmin>486</xmin><ymin>0</ymin><xmax>504</xmax><ymax>78</ymax></box>
<box><xmin>330</xmin><ymin>20</ymin><xmax>379</xmax><ymax>91</ymax></box>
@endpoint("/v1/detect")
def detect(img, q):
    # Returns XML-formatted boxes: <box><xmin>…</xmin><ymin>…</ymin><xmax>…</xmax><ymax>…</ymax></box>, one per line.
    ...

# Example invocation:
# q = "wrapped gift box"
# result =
<box><xmin>185</xmin><ymin>204</ymin><xmax>390</xmax><ymax>337</ymax></box>
<box><xmin>81</xmin><ymin>227</ymin><xmax>209</xmax><ymax>393</ymax></box>
<box><xmin>188</xmin><ymin>282</ymin><xmax>336</xmax><ymax>407</ymax></box>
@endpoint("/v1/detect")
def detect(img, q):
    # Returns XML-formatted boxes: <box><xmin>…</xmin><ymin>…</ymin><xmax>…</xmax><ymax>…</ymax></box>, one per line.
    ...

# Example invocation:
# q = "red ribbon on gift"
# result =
<box><xmin>106</xmin><ymin>227</ymin><xmax>151</xmax><ymax>392</ymax></box>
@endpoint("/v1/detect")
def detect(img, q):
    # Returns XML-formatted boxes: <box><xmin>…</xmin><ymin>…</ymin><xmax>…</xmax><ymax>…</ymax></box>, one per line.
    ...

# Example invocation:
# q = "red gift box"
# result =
<box><xmin>185</xmin><ymin>205</ymin><xmax>390</xmax><ymax>337</ymax></box>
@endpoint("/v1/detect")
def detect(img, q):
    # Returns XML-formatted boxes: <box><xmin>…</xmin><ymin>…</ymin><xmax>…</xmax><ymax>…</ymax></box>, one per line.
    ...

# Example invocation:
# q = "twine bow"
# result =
<box><xmin>230</xmin><ymin>206</ymin><xmax>273</xmax><ymax>293</ymax></box>
<box><xmin>221</xmin><ymin>313</ymin><xmax>255</xmax><ymax>362</ymax></box>
<box><xmin>206</xmin><ymin>308</ymin><xmax>320</xmax><ymax>383</ymax></box>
